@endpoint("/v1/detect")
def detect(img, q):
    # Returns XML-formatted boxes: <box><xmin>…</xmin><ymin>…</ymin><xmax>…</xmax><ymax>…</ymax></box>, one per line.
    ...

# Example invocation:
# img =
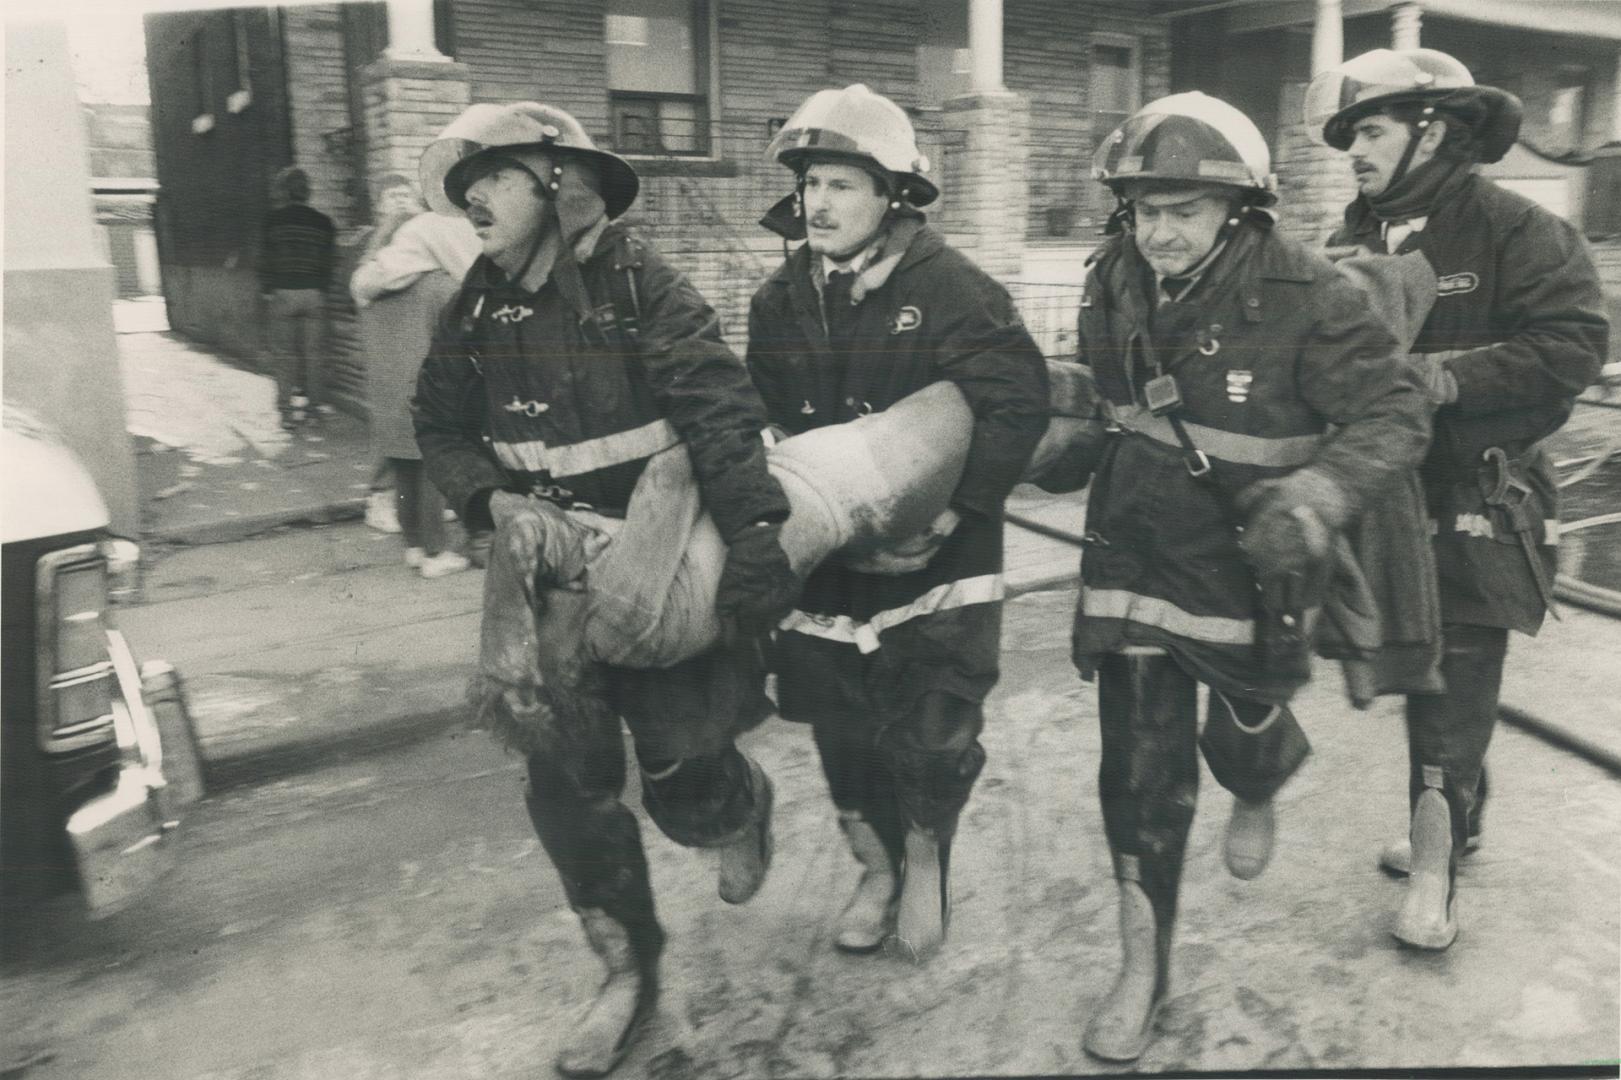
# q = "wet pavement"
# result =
<box><xmin>4</xmin><ymin>588</ymin><xmax>1617</xmax><ymax>1079</ymax></box>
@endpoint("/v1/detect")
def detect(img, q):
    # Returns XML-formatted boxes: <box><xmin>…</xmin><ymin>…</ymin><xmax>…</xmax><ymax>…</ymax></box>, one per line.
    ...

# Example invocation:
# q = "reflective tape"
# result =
<box><xmin>779</xmin><ymin>573</ymin><xmax>1005</xmax><ymax>654</ymax></box>
<box><xmin>1108</xmin><ymin>403</ymin><xmax>1321</xmax><ymax>468</ymax></box>
<box><xmin>1434</xmin><ymin>515</ymin><xmax>1560</xmax><ymax>545</ymax></box>
<box><xmin>492</xmin><ymin>418</ymin><xmax>679</xmax><ymax>478</ymax></box>
<box><xmin>1081</xmin><ymin>587</ymin><xmax>1255</xmax><ymax>646</ymax></box>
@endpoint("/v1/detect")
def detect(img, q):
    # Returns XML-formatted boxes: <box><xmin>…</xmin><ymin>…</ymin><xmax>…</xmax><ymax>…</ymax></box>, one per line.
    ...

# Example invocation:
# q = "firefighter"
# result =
<box><xmin>1072</xmin><ymin>92</ymin><xmax>1432</xmax><ymax>1060</ymax></box>
<box><xmin>412</xmin><ymin>102</ymin><xmax>799</xmax><ymax>1078</ymax></box>
<box><xmin>1308</xmin><ymin>49</ymin><xmax>1608</xmax><ymax>949</ymax></box>
<box><xmin>745</xmin><ymin>84</ymin><xmax>1049</xmax><ymax>961</ymax></box>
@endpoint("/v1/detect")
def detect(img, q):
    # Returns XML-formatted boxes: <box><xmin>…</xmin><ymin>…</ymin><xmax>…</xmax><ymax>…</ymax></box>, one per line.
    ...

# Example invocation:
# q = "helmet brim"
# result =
<box><xmin>1320</xmin><ymin>84</ymin><xmax>1521</xmax><ymax>161</ymax></box>
<box><xmin>776</xmin><ymin>147</ymin><xmax>939</xmax><ymax>207</ymax></box>
<box><xmin>425</xmin><ymin>140</ymin><xmax>641</xmax><ymax>219</ymax></box>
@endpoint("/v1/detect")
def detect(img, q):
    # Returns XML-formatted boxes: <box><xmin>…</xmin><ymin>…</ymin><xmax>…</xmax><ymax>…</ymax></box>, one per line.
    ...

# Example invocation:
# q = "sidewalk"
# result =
<box><xmin>117</xmin><ymin>304</ymin><xmax>379</xmax><ymax>545</ymax></box>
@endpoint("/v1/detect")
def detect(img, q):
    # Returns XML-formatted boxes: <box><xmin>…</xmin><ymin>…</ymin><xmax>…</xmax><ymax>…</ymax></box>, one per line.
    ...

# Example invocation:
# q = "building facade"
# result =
<box><xmin>145</xmin><ymin>0</ymin><xmax>1621</xmax><ymax>414</ymax></box>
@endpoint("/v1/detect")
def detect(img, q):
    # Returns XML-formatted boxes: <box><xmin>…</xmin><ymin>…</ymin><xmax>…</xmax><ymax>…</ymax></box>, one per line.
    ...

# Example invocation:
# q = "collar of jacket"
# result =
<box><xmin>464</xmin><ymin>217</ymin><xmax>611</xmax><ymax>299</ymax></box>
<box><xmin>1342</xmin><ymin>165</ymin><xmax>1478</xmax><ymax>245</ymax></box>
<box><xmin>814</xmin><ymin>217</ymin><xmax>930</xmax><ymax>306</ymax></box>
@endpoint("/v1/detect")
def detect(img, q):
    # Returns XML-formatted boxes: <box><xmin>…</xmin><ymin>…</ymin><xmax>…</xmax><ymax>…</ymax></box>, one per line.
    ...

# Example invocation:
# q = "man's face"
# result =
<box><xmin>463</xmin><ymin>165</ymin><xmax>549</xmax><ymax>272</ymax></box>
<box><xmin>1346</xmin><ymin>112</ymin><xmax>1436</xmax><ymax>196</ymax></box>
<box><xmin>802</xmin><ymin>162</ymin><xmax>889</xmax><ymax>260</ymax></box>
<box><xmin>1130</xmin><ymin>188</ymin><xmax>1231</xmax><ymax>277</ymax></box>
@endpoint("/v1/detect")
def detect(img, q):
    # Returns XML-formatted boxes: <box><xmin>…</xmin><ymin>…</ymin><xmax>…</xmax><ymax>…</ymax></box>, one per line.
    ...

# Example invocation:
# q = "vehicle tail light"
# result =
<box><xmin>35</xmin><ymin>545</ymin><xmax>116</xmax><ymax>752</ymax></box>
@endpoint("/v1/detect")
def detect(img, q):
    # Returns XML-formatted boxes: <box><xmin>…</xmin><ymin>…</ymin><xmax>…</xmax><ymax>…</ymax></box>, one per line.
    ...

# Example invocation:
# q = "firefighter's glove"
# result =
<box><xmin>1236</xmin><ymin>470</ymin><xmax>1347</xmax><ymax>584</ymax></box>
<box><xmin>715</xmin><ymin>522</ymin><xmax>800</xmax><ymax>645</ymax></box>
<box><xmin>845</xmin><ymin>508</ymin><xmax>960</xmax><ymax>576</ymax></box>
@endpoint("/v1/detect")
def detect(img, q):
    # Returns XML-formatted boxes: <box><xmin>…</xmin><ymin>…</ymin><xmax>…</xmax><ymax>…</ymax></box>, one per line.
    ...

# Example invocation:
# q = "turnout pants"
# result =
<box><xmin>1096</xmin><ymin>650</ymin><xmax>1311</xmax><ymax>922</ymax></box>
<box><xmin>520</xmin><ymin>649</ymin><xmax>769</xmax><ymax>943</ymax></box>
<box><xmin>775</xmin><ymin>606</ymin><xmax>999</xmax><ymax>858</ymax></box>
<box><xmin>1402</xmin><ymin>622</ymin><xmax>1504</xmax><ymax>861</ymax></box>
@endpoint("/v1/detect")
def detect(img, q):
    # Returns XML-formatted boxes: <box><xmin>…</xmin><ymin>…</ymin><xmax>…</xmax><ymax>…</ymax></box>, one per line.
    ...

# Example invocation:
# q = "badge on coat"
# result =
<box><xmin>890</xmin><ymin>306</ymin><xmax>922</xmax><ymax>334</ymax></box>
<box><xmin>1436</xmin><ymin>272</ymin><xmax>1479</xmax><ymax>296</ymax></box>
<box><xmin>1225</xmin><ymin>370</ymin><xmax>1254</xmax><ymax>403</ymax></box>
<box><xmin>491</xmin><ymin>303</ymin><xmax>534</xmax><ymax>324</ymax></box>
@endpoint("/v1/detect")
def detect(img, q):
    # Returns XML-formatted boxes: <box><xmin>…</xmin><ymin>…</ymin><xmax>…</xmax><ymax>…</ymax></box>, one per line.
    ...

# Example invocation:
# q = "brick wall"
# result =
<box><xmin>282</xmin><ymin>6</ymin><xmax>358</xmax><ymax>226</ymax></box>
<box><xmin>1272</xmin><ymin>82</ymin><xmax>1358</xmax><ymax>246</ymax></box>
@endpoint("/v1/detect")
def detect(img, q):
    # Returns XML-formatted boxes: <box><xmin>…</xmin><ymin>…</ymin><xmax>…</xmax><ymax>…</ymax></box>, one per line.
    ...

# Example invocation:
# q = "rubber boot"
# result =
<box><xmin>1085</xmin><ymin>856</ymin><xmax>1172</xmax><ymax>1063</ymax></box>
<box><xmin>890</xmin><ymin>826</ymin><xmax>950</xmax><ymax>963</ymax></box>
<box><xmin>555</xmin><ymin>908</ymin><xmax>662</xmax><ymax>1078</ymax></box>
<box><xmin>833</xmin><ymin>810</ymin><xmax>899</xmax><ymax>953</ymax></box>
<box><xmin>1394</xmin><ymin>785</ymin><xmax>1458</xmax><ymax>950</ymax></box>
<box><xmin>716</xmin><ymin>757</ymin><xmax>774</xmax><ymax>905</ymax></box>
<box><xmin>1379</xmin><ymin>767</ymin><xmax>1486</xmax><ymax>875</ymax></box>
<box><xmin>1224</xmin><ymin>797</ymin><xmax>1275</xmax><ymax>881</ymax></box>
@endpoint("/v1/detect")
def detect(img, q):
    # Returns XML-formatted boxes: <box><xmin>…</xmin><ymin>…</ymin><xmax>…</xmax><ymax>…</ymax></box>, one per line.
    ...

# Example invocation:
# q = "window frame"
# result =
<box><xmin>603</xmin><ymin>0</ymin><xmax>720</xmax><ymax>161</ymax></box>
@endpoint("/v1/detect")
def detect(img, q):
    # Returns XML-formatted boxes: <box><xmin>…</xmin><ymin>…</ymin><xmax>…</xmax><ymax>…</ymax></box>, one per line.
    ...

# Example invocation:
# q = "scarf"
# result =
<box><xmin>1363</xmin><ymin>156</ymin><xmax>1471</xmax><ymax>223</ymax></box>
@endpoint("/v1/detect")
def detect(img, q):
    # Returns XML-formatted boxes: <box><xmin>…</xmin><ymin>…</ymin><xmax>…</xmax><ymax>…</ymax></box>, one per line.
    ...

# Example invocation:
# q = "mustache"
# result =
<box><xmin>466</xmin><ymin>203</ymin><xmax>495</xmax><ymax>226</ymax></box>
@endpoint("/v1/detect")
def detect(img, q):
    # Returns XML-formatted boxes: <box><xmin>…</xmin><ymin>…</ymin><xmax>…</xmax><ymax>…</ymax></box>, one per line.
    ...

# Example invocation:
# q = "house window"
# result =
<box><xmin>916</xmin><ymin>0</ymin><xmax>969</xmax><ymax>109</ymax></box>
<box><xmin>605</xmin><ymin>0</ymin><xmax>711</xmax><ymax>156</ymax></box>
<box><xmin>1089</xmin><ymin>36</ymin><xmax>1141</xmax><ymax>140</ymax></box>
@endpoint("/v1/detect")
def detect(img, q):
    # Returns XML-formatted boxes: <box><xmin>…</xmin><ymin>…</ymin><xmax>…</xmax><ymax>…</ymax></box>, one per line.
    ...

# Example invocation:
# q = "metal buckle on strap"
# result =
<box><xmin>1185</xmin><ymin>449</ymin><xmax>1212</xmax><ymax>478</ymax></box>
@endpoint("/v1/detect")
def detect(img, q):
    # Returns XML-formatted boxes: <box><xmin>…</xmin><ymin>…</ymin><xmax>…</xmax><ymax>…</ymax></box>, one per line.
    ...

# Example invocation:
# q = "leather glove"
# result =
<box><xmin>843</xmin><ymin>508</ymin><xmax>960</xmax><ymax>576</ymax></box>
<box><xmin>715</xmin><ymin>522</ymin><xmax>800</xmax><ymax>644</ymax></box>
<box><xmin>1234</xmin><ymin>471</ymin><xmax>1346</xmax><ymax>582</ymax></box>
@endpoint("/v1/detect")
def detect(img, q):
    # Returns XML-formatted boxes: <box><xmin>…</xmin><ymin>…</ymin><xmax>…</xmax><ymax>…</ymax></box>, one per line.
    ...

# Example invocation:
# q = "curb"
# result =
<box><xmin>144</xmin><ymin>496</ymin><xmax>368</xmax><ymax>546</ymax></box>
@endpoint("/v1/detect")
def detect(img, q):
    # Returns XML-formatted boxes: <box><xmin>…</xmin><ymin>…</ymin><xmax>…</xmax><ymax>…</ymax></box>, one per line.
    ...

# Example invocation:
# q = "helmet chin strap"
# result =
<box><xmin>1386</xmin><ymin>104</ymin><xmax>1437</xmax><ymax>190</ymax></box>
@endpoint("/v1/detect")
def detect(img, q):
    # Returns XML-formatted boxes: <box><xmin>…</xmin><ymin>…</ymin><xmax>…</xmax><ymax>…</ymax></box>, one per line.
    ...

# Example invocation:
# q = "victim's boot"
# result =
<box><xmin>1394</xmin><ymin>774</ymin><xmax>1458</xmax><ymax>950</ymax></box>
<box><xmin>834</xmin><ymin>810</ymin><xmax>900</xmax><ymax>953</ymax></box>
<box><xmin>1201</xmin><ymin>691</ymin><xmax>1310</xmax><ymax>881</ymax></box>
<box><xmin>1086</xmin><ymin>650</ymin><xmax>1198</xmax><ymax>1062</ymax></box>
<box><xmin>714</xmin><ymin>755</ymin><xmax>775</xmax><ymax>905</ymax></box>
<box><xmin>1085</xmin><ymin>853</ymin><xmax>1177</xmax><ymax>1062</ymax></box>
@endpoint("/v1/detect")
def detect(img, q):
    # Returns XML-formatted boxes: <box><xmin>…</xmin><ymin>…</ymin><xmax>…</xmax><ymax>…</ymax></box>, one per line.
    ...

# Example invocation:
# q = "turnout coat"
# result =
<box><xmin>746</xmin><ymin>224</ymin><xmax>1049</xmax><ymax>715</ymax></box>
<box><xmin>412</xmin><ymin>222</ymin><xmax>789</xmax><ymax>757</ymax></box>
<box><xmin>1331</xmin><ymin>169</ymin><xmax>1609</xmax><ymax>633</ymax></box>
<box><xmin>1071</xmin><ymin>221</ymin><xmax>1432</xmax><ymax>703</ymax></box>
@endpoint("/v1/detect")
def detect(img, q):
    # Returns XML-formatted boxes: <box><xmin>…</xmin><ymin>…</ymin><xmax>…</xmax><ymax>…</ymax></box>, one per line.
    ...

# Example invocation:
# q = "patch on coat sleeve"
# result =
<box><xmin>1435</xmin><ymin>272</ymin><xmax>1479</xmax><ymax>296</ymax></box>
<box><xmin>890</xmin><ymin>306</ymin><xmax>923</xmax><ymax>334</ymax></box>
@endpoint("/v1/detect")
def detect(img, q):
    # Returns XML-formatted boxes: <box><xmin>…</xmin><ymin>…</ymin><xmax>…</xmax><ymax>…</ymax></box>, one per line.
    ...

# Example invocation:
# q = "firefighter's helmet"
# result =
<box><xmin>768</xmin><ymin>84</ymin><xmax>939</xmax><ymax>207</ymax></box>
<box><xmin>420</xmin><ymin>102</ymin><xmax>640</xmax><ymax>218</ymax></box>
<box><xmin>1306</xmin><ymin>48</ymin><xmax>1521</xmax><ymax>163</ymax></box>
<box><xmin>1092</xmin><ymin>92</ymin><xmax>1277</xmax><ymax>204</ymax></box>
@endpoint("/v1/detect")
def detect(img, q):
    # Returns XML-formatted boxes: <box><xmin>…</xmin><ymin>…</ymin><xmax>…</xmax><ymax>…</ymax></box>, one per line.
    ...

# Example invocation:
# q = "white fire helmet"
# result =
<box><xmin>419</xmin><ymin>101</ymin><xmax>640</xmax><ymax>218</ymax></box>
<box><xmin>1091</xmin><ymin>92</ymin><xmax>1277</xmax><ymax>204</ymax></box>
<box><xmin>768</xmin><ymin>83</ymin><xmax>939</xmax><ymax>206</ymax></box>
<box><xmin>1305</xmin><ymin>48</ymin><xmax>1521</xmax><ymax>163</ymax></box>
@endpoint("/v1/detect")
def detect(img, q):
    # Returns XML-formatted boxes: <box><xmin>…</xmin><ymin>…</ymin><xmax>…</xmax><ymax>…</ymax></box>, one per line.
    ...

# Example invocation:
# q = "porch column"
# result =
<box><xmin>968</xmin><ymin>0</ymin><xmax>1005</xmax><ymax>93</ymax></box>
<box><xmin>383</xmin><ymin>0</ymin><xmax>448</xmax><ymax>63</ymax></box>
<box><xmin>1390</xmin><ymin>3</ymin><xmax>1422</xmax><ymax>50</ymax></box>
<box><xmin>1614</xmin><ymin>49</ymin><xmax>1621</xmax><ymax>141</ymax></box>
<box><xmin>362</xmin><ymin>55</ymin><xmax>471</xmax><ymax>191</ymax></box>
<box><xmin>1311</xmin><ymin>0</ymin><xmax>1343</xmax><ymax>75</ymax></box>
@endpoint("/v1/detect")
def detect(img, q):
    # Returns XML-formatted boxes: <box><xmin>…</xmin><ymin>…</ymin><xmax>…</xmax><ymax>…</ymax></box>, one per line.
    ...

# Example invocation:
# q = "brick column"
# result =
<box><xmin>1274</xmin><ymin>81</ymin><xmax>1358</xmax><ymax>246</ymax></box>
<box><xmin>361</xmin><ymin>56</ymin><xmax>472</xmax><ymax>196</ymax></box>
<box><xmin>941</xmin><ymin>91</ymin><xmax>1030</xmax><ymax>284</ymax></box>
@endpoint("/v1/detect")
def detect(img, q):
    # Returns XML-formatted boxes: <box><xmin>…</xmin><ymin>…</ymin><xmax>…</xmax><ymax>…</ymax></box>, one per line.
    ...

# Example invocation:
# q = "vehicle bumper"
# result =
<box><xmin>64</xmin><ymin>631</ymin><xmax>199</xmax><ymax>918</ymax></box>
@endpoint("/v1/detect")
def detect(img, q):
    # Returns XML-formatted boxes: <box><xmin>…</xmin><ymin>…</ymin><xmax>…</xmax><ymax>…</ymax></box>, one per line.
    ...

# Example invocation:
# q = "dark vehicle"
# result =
<box><xmin>1</xmin><ymin>405</ymin><xmax>200</xmax><ymax>918</ymax></box>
